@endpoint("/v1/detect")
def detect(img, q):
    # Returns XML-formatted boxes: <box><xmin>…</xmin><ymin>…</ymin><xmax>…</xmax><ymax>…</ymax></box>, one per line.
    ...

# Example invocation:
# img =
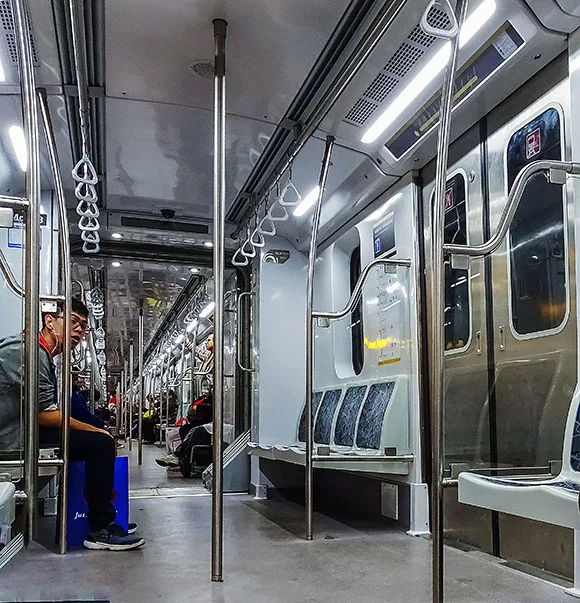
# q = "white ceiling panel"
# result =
<box><xmin>105</xmin><ymin>96</ymin><xmax>275</xmax><ymax>216</ymax></box>
<box><xmin>105</xmin><ymin>0</ymin><xmax>351</xmax><ymax>123</ymax></box>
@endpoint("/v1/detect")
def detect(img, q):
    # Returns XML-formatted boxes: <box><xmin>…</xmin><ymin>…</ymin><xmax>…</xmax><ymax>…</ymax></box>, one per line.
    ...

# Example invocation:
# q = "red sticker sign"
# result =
<box><xmin>444</xmin><ymin>187</ymin><xmax>454</xmax><ymax>212</ymax></box>
<box><xmin>526</xmin><ymin>128</ymin><xmax>541</xmax><ymax>159</ymax></box>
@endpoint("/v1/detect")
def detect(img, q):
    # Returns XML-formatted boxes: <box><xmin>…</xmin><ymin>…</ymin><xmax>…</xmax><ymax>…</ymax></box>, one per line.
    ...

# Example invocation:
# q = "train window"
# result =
<box><xmin>350</xmin><ymin>246</ymin><xmax>364</xmax><ymax>374</ymax></box>
<box><xmin>507</xmin><ymin>108</ymin><xmax>566</xmax><ymax>336</ymax></box>
<box><xmin>443</xmin><ymin>173</ymin><xmax>470</xmax><ymax>351</ymax></box>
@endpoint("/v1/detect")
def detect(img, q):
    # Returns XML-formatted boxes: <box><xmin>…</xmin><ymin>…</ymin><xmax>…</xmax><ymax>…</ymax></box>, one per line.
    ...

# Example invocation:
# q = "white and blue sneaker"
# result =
<box><xmin>83</xmin><ymin>523</ymin><xmax>145</xmax><ymax>551</ymax></box>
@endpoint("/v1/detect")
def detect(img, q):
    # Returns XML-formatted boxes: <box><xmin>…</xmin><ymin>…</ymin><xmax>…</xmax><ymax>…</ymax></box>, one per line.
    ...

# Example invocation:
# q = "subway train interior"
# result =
<box><xmin>3</xmin><ymin>0</ymin><xmax>580</xmax><ymax>601</ymax></box>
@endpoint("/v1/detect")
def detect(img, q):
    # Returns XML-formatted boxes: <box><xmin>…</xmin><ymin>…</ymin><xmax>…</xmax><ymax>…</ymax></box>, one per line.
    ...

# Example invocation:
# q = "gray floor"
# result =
<box><xmin>0</xmin><ymin>446</ymin><xmax>576</xmax><ymax>603</ymax></box>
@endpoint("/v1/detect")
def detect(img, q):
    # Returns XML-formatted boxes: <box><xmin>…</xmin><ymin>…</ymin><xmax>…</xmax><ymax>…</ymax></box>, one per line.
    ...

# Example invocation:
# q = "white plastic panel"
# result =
<box><xmin>254</xmin><ymin>236</ymin><xmax>307</xmax><ymax>446</ymax></box>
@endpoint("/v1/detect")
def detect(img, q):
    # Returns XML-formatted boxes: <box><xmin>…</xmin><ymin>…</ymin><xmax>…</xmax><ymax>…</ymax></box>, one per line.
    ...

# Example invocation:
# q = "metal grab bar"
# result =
<box><xmin>236</xmin><ymin>291</ymin><xmax>255</xmax><ymax>373</ymax></box>
<box><xmin>313</xmin><ymin>257</ymin><xmax>411</xmax><ymax>322</ymax></box>
<box><xmin>0</xmin><ymin>458</ymin><xmax>64</xmax><ymax>468</ymax></box>
<box><xmin>312</xmin><ymin>454</ymin><xmax>414</xmax><ymax>462</ymax></box>
<box><xmin>13</xmin><ymin>0</ymin><xmax>42</xmax><ymax>546</ymax></box>
<box><xmin>444</xmin><ymin>160</ymin><xmax>580</xmax><ymax>258</ymax></box>
<box><xmin>38</xmin><ymin>88</ymin><xmax>73</xmax><ymax>555</ymax></box>
<box><xmin>0</xmin><ymin>195</ymin><xmax>27</xmax><ymax>209</ymax></box>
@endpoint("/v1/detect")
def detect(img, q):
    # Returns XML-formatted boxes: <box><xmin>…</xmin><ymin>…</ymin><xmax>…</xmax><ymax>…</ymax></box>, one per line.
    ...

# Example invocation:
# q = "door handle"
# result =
<box><xmin>236</xmin><ymin>291</ymin><xmax>255</xmax><ymax>373</ymax></box>
<box><xmin>498</xmin><ymin>325</ymin><xmax>505</xmax><ymax>351</ymax></box>
<box><xmin>475</xmin><ymin>330</ymin><xmax>482</xmax><ymax>355</ymax></box>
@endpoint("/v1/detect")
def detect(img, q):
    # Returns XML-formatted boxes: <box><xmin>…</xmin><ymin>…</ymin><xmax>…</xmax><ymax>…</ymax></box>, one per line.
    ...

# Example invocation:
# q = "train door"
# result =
<box><xmin>485</xmin><ymin>66</ymin><xmax>576</xmax><ymax>575</ymax></box>
<box><xmin>423</xmin><ymin>125</ymin><xmax>493</xmax><ymax>552</ymax></box>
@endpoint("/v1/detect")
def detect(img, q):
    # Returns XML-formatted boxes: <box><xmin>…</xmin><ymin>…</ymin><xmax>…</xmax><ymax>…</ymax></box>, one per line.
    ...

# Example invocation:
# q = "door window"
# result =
<box><xmin>444</xmin><ymin>173</ymin><xmax>470</xmax><ymax>351</ymax></box>
<box><xmin>506</xmin><ymin>108</ymin><xmax>566</xmax><ymax>336</ymax></box>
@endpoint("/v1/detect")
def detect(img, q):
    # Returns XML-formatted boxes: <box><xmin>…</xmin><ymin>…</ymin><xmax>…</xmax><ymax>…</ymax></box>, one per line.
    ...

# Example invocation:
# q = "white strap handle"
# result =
<box><xmin>258</xmin><ymin>215</ymin><xmax>276</xmax><ymax>236</ymax></box>
<box><xmin>420</xmin><ymin>0</ymin><xmax>459</xmax><ymax>40</ymax></box>
<box><xmin>267</xmin><ymin>202</ymin><xmax>288</xmax><ymax>222</ymax></box>
<box><xmin>250</xmin><ymin>227</ymin><xmax>265</xmax><ymax>248</ymax></box>
<box><xmin>232</xmin><ymin>247</ymin><xmax>249</xmax><ymax>266</ymax></box>
<box><xmin>72</xmin><ymin>153</ymin><xmax>99</xmax><ymax>185</ymax></box>
<box><xmin>278</xmin><ymin>181</ymin><xmax>302</xmax><ymax>207</ymax></box>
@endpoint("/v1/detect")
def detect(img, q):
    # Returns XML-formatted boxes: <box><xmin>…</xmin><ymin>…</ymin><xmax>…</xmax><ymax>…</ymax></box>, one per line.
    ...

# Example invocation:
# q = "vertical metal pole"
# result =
<box><xmin>129</xmin><ymin>340</ymin><xmax>134</xmax><ymax>451</ymax></box>
<box><xmin>124</xmin><ymin>359</ymin><xmax>128</xmax><ymax>437</ymax></box>
<box><xmin>120</xmin><ymin>369</ymin><xmax>125</xmax><ymax>435</ymax></box>
<box><xmin>212</xmin><ymin>17</ymin><xmax>227</xmax><ymax>583</ymax></box>
<box><xmin>13</xmin><ymin>0</ymin><xmax>41</xmax><ymax>544</ymax></box>
<box><xmin>138</xmin><ymin>302</ymin><xmax>144</xmax><ymax>465</ymax></box>
<box><xmin>430</xmin><ymin>3</ymin><xmax>467</xmax><ymax>602</ymax></box>
<box><xmin>89</xmin><ymin>363</ymin><xmax>95</xmax><ymax>413</ymax></box>
<box><xmin>305</xmin><ymin>135</ymin><xmax>335</xmax><ymax>541</ymax></box>
<box><xmin>165</xmin><ymin>357</ymin><xmax>170</xmax><ymax>443</ymax></box>
<box><xmin>37</xmin><ymin>90</ymin><xmax>72</xmax><ymax>555</ymax></box>
<box><xmin>159</xmin><ymin>358</ymin><xmax>164</xmax><ymax>444</ymax></box>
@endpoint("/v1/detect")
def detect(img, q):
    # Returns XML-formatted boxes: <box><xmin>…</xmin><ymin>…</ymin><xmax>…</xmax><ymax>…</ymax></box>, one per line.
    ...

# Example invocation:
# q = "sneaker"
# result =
<box><xmin>127</xmin><ymin>522</ymin><xmax>138</xmax><ymax>535</ymax></box>
<box><xmin>155</xmin><ymin>454</ymin><xmax>179</xmax><ymax>468</ymax></box>
<box><xmin>83</xmin><ymin>523</ymin><xmax>145</xmax><ymax>551</ymax></box>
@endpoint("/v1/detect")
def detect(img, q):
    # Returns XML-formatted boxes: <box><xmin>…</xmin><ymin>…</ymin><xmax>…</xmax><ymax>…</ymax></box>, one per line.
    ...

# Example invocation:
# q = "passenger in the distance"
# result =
<box><xmin>0</xmin><ymin>299</ymin><xmax>145</xmax><ymax>551</ymax></box>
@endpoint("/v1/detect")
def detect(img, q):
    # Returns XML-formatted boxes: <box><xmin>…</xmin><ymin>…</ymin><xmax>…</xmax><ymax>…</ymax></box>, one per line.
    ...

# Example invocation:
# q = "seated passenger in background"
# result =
<box><xmin>155</xmin><ymin>397</ymin><xmax>212</xmax><ymax>468</ymax></box>
<box><xmin>71</xmin><ymin>376</ymin><xmax>105</xmax><ymax>429</ymax></box>
<box><xmin>0</xmin><ymin>299</ymin><xmax>144</xmax><ymax>551</ymax></box>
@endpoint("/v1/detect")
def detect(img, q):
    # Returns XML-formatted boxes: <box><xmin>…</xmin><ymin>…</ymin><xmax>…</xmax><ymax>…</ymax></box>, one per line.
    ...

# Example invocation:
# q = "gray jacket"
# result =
<box><xmin>0</xmin><ymin>334</ymin><xmax>57</xmax><ymax>452</ymax></box>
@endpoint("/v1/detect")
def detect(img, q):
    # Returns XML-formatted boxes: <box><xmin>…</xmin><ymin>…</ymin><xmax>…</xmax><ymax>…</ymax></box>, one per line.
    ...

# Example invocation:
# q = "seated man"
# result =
<box><xmin>0</xmin><ymin>299</ymin><xmax>144</xmax><ymax>551</ymax></box>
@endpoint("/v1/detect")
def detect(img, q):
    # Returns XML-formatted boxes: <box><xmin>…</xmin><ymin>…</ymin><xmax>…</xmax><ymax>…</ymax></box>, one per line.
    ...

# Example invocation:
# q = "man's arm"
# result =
<box><xmin>39</xmin><ymin>410</ymin><xmax>111</xmax><ymax>436</ymax></box>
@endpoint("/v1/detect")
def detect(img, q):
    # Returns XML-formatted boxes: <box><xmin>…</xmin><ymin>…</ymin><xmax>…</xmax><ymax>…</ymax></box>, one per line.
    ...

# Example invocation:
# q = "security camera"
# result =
<box><xmin>160</xmin><ymin>208</ymin><xmax>175</xmax><ymax>219</ymax></box>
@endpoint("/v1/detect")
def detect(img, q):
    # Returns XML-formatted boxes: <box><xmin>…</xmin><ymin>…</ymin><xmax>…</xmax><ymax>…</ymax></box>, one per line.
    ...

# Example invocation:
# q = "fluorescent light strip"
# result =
<box><xmin>361</xmin><ymin>0</ymin><xmax>497</xmax><ymax>145</ymax></box>
<box><xmin>293</xmin><ymin>185</ymin><xmax>320</xmax><ymax>217</ymax></box>
<box><xmin>0</xmin><ymin>60</ymin><xmax>5</xmax><ymax>83</ymax></box>
<box><xmin>8</xmin><ymin>125</ymin><xmax>27</xmax><ymax>171</ymax></box>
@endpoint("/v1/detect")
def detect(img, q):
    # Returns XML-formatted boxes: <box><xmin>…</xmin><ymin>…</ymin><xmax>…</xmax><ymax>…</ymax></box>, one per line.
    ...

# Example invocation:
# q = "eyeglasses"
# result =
<box><xmin>71</xmin><ymin>315</ymin><xmax>90</xmax><ymax>334</ymax></box>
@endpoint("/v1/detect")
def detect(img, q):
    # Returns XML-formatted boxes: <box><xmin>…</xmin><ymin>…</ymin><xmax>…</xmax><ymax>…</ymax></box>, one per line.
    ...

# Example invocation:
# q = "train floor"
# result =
<box><xmin>0</xmin><ymin>444</ymin><xmax>576</xmax><ymax>602</ymax></box>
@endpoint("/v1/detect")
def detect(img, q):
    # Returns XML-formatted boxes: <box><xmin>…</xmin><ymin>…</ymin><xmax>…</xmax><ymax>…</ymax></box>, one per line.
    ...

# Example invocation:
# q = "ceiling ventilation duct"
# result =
<box><xmin>0</xmin><ymin>0</ymin><xmax>39</xmax><ymax>65</ymax></box>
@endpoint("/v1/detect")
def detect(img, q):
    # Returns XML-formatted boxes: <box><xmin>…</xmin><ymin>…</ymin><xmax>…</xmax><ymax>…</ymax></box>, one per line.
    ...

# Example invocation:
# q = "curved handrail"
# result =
<box><xmin>236</xmin><ymin>291</ymin><xmax>255</xmax><ymax>372</ymax></box>
<box><xmin>313</xmin><ymin>257</ymin><xmax>411</xmax><ymax>322</ymax></box>
<box><xmin>444</xmin><ymin>160</ymin><xmax>580</xmax><ymax>257</ymax></box>
<box><xmin>0</xmin><ymin>247</ymin><xmax>24</xmax><ymax>297</ymax></box>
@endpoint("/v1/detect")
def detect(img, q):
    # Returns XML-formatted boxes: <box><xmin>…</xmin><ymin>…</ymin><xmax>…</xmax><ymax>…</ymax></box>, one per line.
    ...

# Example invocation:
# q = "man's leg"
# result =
<box><xmin>68</xmin><ymin>430</ymin><xmax>116</xmax><ymax>532</ymax></box>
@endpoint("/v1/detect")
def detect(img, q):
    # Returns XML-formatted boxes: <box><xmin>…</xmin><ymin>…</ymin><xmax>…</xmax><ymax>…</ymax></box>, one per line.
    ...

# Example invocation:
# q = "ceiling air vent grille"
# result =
<box><xmin>342</xmin><ymin>7</ymin><xmax>451</xmax><ymax>129</ymax></box>
<box><xmin>0</xmin><ymin>0</ymin><xmax>39</xmax><ymax>65</ymax></box>
<box><xmin>344</xmin><ymin>97</ymin><xmax>378</xmax><ymax>126</ymax></box>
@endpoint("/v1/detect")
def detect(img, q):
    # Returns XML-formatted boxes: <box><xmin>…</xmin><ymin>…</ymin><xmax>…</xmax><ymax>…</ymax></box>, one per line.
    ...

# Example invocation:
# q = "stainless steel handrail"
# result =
<box><xmin>38</xmin><ymin>89</ymin><xmax>73</xmax><ymax>555</ymax></box>
<box><xmin>313</xmin><ymin>257</ymin><xmax>411</xmax><ymax>322</ymax></box>
<box><xmin>13</xmin><ymin>0</ymin><xmax>42</xmax><ymax>545</ymax></box>
<box><xmin>236</xmin><ymin>291</ymin><xmax>255</xmax><ymax>373</ymax></box>
<box><xmin>212</xmin><ymin>17</ymin><xmax>227</xmax><ymax>583</ymax></box>
<box><xmin>444</xmin><ymin>160</ymin><xmax>580</xmax><ymax>257</ymax></box>
<box><xmin>305</xmin><ymin>135</ymin><xmax>335</xmax><ymax>541</ymax></box>
<box><xmin>138</xmin><ymin>303</ymin><xmax>144</xmax><ymax>466</ymax></box>
<box><xmin>312</xmin><ymin>454</ymin><xmax>414</xmax><ymax>462</ymax></box>
<box><xmin>429</xmin><ymin>2</ymin><xmax>467</xmax><ymax>602</ymax></box>
<box><xmin>0</xmin><ymin>458</ymin><xmax>64</xmax><ymax>467</ymax></box>
<box><xmin>128</xmin><ymin>340</ymin><xmax>134</xmax><ymax>451</ymax></box>
<box><xmin>0</xmin><ymin>195</ymin><xmax>27</xmax><ymax>208</ymax></box>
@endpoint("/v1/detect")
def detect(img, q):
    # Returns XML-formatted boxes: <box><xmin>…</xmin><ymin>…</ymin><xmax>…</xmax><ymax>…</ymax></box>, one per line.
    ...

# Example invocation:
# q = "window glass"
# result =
<box><xmin>507</xmin><ymin>108</ymin><xmax>565</xmax><ymax>335</ymax></box>
<box><xmin>350</xmin><ymin>246</ymin><xmax>364</xmax><ymax>374</ymax></box>
<box><xmin>444</xmin><ymin>173</ymin><xmax>470</xmax><ymax>350</ymax></box>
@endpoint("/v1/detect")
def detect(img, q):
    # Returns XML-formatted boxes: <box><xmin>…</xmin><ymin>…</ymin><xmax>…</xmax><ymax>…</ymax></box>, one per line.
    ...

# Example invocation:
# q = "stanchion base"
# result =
<box><xmin>212</xmin><ymin>575</ymin><xmax>224</xmax><ymax>582</ymax></box>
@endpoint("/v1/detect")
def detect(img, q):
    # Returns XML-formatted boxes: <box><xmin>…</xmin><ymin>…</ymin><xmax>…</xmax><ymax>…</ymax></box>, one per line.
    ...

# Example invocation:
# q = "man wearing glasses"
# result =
<box><xmin>0</xmin><ymin>298</ymin><xmax>145</xmax><ymax>551</ymax></box>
